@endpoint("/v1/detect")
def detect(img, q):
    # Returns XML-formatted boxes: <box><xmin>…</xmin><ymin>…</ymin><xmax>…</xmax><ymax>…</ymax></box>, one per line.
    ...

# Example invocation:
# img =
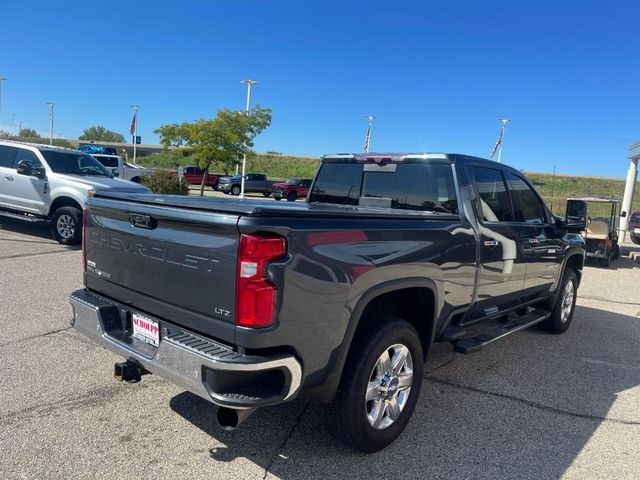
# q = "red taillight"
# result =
<box><xmin>82</xmin><ymin>208</ymin><xmax>87</xmax><ymax>272</ymax></box>
<box><xmin>236</xmin><ymin>234</ymin><xmax>286</xmax><ymax>328</ymax></box>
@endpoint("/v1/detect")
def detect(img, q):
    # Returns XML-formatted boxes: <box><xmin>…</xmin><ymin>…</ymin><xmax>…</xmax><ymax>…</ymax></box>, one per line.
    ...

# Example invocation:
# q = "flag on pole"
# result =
<box><xmin>489</xmin><ymin>125</ymin><xmax>504</xmax><ymax>160</ymax></box>
<box><xmin>129</xmin><ymin>111</ymin><xmax>137</xmax><ymax>136</ymax></box>
<box><xmin>364</xmin><ymin>123</ymin><xmax>371</xmax><ymax>153</ymax></box>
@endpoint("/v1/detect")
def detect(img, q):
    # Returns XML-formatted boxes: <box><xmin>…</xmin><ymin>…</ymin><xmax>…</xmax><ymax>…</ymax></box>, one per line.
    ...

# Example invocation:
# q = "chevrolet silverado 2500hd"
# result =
<box><xmin>70</xmin><ymin>153</ymin><xmax>585</xmax><ymax>452</ymax></box>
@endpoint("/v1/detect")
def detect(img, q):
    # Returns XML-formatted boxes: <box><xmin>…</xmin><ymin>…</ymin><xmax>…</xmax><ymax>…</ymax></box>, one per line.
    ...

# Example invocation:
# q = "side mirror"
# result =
<box><xmin>16</xmin><ymin>160</ymin><xmax>33</xmax><ymax>176</ymax></box>
<box><xmin>112</xmin><ymin>168</ymin><xmax>120</xmax><ymax>177</ymax></box>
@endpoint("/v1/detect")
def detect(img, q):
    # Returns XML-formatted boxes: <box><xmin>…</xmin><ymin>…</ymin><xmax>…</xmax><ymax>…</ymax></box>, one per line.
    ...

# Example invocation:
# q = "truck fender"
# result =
<box><xmin>318</xmin><ymin>277</ymin><xmax>439</xmax><ymax>403</ymax></box>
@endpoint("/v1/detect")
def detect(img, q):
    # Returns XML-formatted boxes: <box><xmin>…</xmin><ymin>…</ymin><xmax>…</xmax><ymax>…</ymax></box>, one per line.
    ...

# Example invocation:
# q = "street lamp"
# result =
<box><xmin>130</xmin><ymin>105</ymin><xmax>139</xmax><ymax>164</ymax></box>
<box><xmin>46</xmin><ymin>102</ymin><xmax>55</xmax><ymax>146</ymax></box>
<box><xmin>0</xmin><ymin>76</ymin><xmax>7</xmax><ymax>129</ymax></box>
<box><xmin>364</xmin><ymin>115</ymin><xmax>376</xmax><ymax>153</ymax></box>
<box><xmin>239</xmin><ymin>79</ymin><xmax>258</xmax><ymax>199</ymax></box>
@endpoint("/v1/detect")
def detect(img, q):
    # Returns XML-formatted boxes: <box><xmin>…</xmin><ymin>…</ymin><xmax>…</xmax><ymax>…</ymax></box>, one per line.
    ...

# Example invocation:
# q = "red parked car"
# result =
<box><xmin>272</xmin><ymin>178</ymin><xmax>312</xmax><ymax>201</ymax></box>
<box><xmin>629</xmin><ymin>210</ymin><xmax>640</xmax><ymax>244</ymax></box>
<box><xmin>181</xmin><ymin>166</ymin><xmax>225</xmax><ymax>190</ymax></box>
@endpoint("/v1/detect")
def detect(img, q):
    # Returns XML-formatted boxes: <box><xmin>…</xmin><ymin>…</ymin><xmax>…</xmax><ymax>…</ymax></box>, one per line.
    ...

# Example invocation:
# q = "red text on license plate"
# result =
<box><xmin>132</xmin><ymin>313</ymin><xmax>160</xmax><ymax>347</ymax></box>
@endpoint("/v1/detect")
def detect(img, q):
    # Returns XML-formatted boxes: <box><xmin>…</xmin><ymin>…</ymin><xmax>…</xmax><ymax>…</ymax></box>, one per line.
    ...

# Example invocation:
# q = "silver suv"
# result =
<box><xmin>0</xmin><ymin>140</ymin><xmax>149</xmax><ymax>245</ymax></box>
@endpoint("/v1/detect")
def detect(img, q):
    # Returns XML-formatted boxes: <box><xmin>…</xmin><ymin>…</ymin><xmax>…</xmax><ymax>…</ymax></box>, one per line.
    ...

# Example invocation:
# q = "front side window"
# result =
<box><xmin>471</xmin><ymin>166</ymin><xmax>513</xmax><ymax>222</ymax></box>
<box><xmin>508</xmin><ymin>173</ymin><xmax>547</xmax><ymax>224</ymax></box>
<box><xmin>94</xmin><ymin>156</ymin><xmax>119</xmax><ymax>168</ymax></box>
<box><xmin>14</xmin><ymin>149</ymin><xmax>42</xmax><ymax>169</ymax></box>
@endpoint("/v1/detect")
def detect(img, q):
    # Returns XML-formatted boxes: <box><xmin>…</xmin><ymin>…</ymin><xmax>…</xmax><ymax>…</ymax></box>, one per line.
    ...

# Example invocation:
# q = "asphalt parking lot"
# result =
<box><xmin>1</xmin><ymin>216</ymin><xmax>639</xmax><ymax>480</ymax></box>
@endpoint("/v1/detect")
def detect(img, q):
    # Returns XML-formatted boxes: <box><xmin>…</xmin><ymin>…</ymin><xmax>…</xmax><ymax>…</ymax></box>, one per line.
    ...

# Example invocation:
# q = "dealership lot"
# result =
<box><xmin>0</xmin><ymin>217</ymin><xmax>638</xmax><ymax>480</ymax></box>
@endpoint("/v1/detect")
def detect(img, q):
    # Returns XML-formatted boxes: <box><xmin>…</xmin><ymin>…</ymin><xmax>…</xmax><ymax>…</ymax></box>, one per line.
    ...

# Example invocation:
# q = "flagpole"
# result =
<box><xmin>496</xmin><ymin>118</ymin><xmax>510</xmax><ymax>163</ymax></box>
<box><xmin>130</xmin><ymin>105</ymin><xmax>139</xmax><ymax>164</ymax></box>
<box><xmin>364</xmin><ymin>115</ymin><xmax>375</xmax><ymax>153</ymax></box>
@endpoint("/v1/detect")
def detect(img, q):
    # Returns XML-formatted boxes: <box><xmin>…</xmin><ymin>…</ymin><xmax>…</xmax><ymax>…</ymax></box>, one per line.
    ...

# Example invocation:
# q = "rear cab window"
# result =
<box><xmin>309</xmin><ymin>159</ymin><xmax>458</xmax><ymax>214</ymax></box>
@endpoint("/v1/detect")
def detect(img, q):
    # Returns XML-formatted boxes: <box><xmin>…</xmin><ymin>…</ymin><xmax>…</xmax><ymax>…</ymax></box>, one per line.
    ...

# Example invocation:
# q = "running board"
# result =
<box><xmin>0</xmin><ymin>210</ymin><xmax>46</xmax><ymax>223</ymax></box>
<box><xmin>453</xmin><ymin>309</ymin><xmax>550</xmax><ymax>354</ymax></box>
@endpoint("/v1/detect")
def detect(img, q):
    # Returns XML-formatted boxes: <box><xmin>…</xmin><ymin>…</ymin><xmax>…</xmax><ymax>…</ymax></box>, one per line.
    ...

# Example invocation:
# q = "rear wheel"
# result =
<box><xmin>612</xmin><ymin>242</ymin><xmax>620</xmax><ymax>260</ymax></box>
<box><xmin>325</xmin><ymin>314</ymin><xmax>423</xmax><ymax>452</ymax></box>
<box><xmin>287</xmin><ymin>191</ymin><xmax>297</xmax><ymax>202</ymax></box>
<box><xmin>51</xmin><ymin>206</ymin><xmax>82</xmax><ymax>245</ymax></box>
<box><xmin>541</xmin><ymin>268</ymin><xmax>577</xmax><ymax>334</ymax></box>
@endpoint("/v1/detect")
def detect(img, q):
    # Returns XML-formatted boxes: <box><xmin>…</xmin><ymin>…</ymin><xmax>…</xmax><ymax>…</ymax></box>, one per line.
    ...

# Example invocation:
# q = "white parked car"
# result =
<box><xmin>91</xmin><ymin>154</ymin><xmax>154</xmax><ymax>183</ymax></box>
<box><xmin>0</xmin><ymin>140</ymin><xmax>150</xmax><ymax>245</ymax></box>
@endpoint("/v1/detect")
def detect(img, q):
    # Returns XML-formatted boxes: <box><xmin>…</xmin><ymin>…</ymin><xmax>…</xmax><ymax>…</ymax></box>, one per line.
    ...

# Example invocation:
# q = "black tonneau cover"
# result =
<box><xmin>92</xmin><ymin>191</ymin><xmax>457</xmax><ymax>220</ymax></box>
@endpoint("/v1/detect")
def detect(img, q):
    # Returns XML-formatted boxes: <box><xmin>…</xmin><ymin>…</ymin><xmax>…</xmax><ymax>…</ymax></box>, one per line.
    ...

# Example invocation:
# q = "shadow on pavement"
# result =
<box><xmin>170</xmin><ymin>305</ymin><xmax>640</xmax><ymax>479</ymax></box>
<box><xmin>0</xmin><ymin>216</ymin><xmax>56</xmax><ymax>243</ymax></box>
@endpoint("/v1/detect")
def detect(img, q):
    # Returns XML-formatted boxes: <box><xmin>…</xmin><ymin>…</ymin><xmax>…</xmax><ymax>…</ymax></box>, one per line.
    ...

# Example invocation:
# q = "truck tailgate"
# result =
<box><xmin>84</xmin><ymin>196</ymin><xmax>240</xmax><ymax>340</ymax></box>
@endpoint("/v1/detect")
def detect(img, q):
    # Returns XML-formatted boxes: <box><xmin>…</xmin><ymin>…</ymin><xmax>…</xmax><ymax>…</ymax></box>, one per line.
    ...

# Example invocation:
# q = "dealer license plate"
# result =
<box><xmin>132</xmin><ymin>313</ymin><xmax>160</xmax><ymax>347</ymax></box>
<box><xmin>634</xmin><ymin>228</ymin><xmax>640</xmax><ymax>234</ymax></box>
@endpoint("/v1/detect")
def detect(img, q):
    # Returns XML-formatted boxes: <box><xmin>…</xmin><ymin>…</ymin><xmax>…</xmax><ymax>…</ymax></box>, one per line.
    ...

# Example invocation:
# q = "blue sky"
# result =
<box><xmin>1</xmin><ymin>0</ymin><xmax>639</xmax><ymax>176</ymax></box>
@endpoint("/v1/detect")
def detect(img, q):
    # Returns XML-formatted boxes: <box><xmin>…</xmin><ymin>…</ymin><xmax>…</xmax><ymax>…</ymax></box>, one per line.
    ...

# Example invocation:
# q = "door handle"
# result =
<box><xmin>5</xmin><ymin>175</ymin><xmax>14</xmax><ymax>181</ymax></box>
<box><xmin>483</xmin><ymin>240</ymin><xmax>499</xmax><ymax>248</ymax></box>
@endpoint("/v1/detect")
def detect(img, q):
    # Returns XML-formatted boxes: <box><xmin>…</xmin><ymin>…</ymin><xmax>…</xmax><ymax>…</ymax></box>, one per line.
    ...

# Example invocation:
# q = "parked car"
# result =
<box><xmin>218</xmin><ymin>173</ymin><xmax>275</xmax><ymax>196</ymax></box>
<box><xmin>78</xmin><ymin>144</ymin><xmax>118</xmax><ymax>156</ymax></box>
<box><xmin>91</xmin><ymin>154</ymin><xmax>153</xmax><ymax>183</ymax></box>
<box><xmin>272</xmin><ymin>178</ymin><xmax>312</xmax><ymax>201</ymax></box>
<box><xmin>181</xmin><ymin>166</ymin><xmax>224</xmax><ymax>189</ymax></box>
<box><xmin>0</xmin><ymin>140</ymin><xmax>149</xmax><ymax>244</ymax></box>
<box><xmin>70</xmin><ymin>153</ymin><xmax>586</xmax><ymax>452</ymax></box>
<box><xmin>629</xmin><ymin>210</ymin><xmax>640</xmax><ymax>244</ymax></box>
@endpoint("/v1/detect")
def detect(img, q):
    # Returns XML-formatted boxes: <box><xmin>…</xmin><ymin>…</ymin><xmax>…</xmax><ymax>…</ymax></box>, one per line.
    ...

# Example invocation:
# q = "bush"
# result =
<box><xmin>140</xmin><ymin>170</ymin><xmax>189</xmax><ymax>195</ymax></box>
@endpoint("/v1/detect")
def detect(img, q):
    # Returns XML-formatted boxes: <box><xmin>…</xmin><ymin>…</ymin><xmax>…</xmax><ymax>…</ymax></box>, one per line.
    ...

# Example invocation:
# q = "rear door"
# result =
<box><xmin>505</xmin><ymin>171</ymin><xmax>563</xmax><ymax>295</ymax></box>
<box><xmin>1</xmin><ymin>147</ymin><xmax>49</xmax><ymax>214</ymax></box>
<box><xmin>468</xmin><ymin>165</ymin><xmax>526</xmax><ymax>319</ymax></box>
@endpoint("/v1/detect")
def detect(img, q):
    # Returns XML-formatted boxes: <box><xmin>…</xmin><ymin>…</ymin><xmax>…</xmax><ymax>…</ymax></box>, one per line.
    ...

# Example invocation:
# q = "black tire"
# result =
<box><xmin>231</xmin><ymin>185</ymin><xmax>241</xmax><ymax>196</ymax></box>
<box><xmin>631</xmin><ymin>235</ymin><xmax>640</xmax><ymax>245</ymax></box>
<box><xmin>130</xmin><ymin>177</ymin><xmax>141</xmax><ymax>183</ymax></box>
<box><xmin>51</xmin><ymin>206</ymin><xmax>83</xmax><ymax>246</ymax></box>
<box><xmin>612</xmin><ymin>243</ymin><xmax>620</xmax><ymax>260</ymax></box>
<box><xmin>541</xmin><ymin>268</ymin><xmax>577</xmax><ymax>334</ymax></box>
<box><xmin>274</xmin><ymin>197</ymin><xmax>282</xmax><ymax>201</ymax></box>
<box><xmin>287</xmin><ymin>191</ymin><xmax>297</xmax><ymax>202</ymax></box>
<box><xmin>263</xmin><ymin>192</ymin><xmax>271</xmax><ymax>197</ymax></box>
<box><xmin>325</xmin><ymin>314</ymin><xmax>424</xmax><ymax>453</ymax></box>
<box><xmin>222</xmin><ymin>190</ymin><xmax>229</xmax><ymax>195</ymax></box>
<box><xmin>599</xmin><ymin>253</ymin><xmax>612</xmax><ymax>268</ymax></box>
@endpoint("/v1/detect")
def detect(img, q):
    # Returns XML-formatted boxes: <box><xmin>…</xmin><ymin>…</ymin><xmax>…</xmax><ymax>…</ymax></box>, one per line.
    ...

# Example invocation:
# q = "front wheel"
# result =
<box><xmin>631</xmin><ymin>235</ymin><xmax>640</xmax><ymax>245</ymax></box>
<box><xmin>541</xmin><ymin>268</ymin><xmax>577</xmax><ymax>334</ymax></box>
<box><xmin>51</xmin><ymin>206</ymin><xmax>83</xmax><ymax>245</ymax></box>
<box><xmin>231</xmin><ymin>185</ymin><xmax>241</xmax><ymax>196</ymax></box>
<box><xmin>287</xmin><ymin>191</ymin><xmax>297</xmax><ymax>202</ymax></box>
<box><xmin>263</xmin><ymin>192</ymin><xmax>271</xmax><ymax>197</ymax></box>
<box><xmin>325</xmin><ymin>315</ymin><xmax>423</xmax><ymax>452</ymax></box>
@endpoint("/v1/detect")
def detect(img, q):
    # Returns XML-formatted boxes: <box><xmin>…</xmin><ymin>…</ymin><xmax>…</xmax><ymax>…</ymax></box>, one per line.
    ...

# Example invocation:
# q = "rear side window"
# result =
<box><xmin>507</xmin><ymin>173</ymin><xmax>547</xmax><ymax>224</ymax></box>
<box><xmin>309</xmin><ymin>161</ymin><xmax>458</xmax><ymax>213</ymax></box>
<box><xmin>0</xmin><ymin>145</ymin><xmax>17</xmax><ymax>168</ymax></box>
<box><xmin>471</xmin><ymin>166</ymin><xmax>513</xmax><ymax>222</ymax></box>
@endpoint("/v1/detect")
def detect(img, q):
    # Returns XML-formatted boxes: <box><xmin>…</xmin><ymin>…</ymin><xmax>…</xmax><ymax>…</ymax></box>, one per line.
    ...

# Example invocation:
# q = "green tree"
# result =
<box><xmin>79</xmin><ymin>125</ymin><xmax>125</xmax><ymax>143</ymax></box>
<box><xmin>155</xmin><ymin>106</ymin><xmax>272</xmax><ymax>196</ymax></box>
<box><xmin>19</xmin><ymin>128</ymin><xmax>41</xmax><ymax>139</ymax></box>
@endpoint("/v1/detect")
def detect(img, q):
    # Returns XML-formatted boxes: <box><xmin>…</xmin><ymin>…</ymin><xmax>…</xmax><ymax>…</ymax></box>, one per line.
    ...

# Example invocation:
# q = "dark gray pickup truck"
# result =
<box><xmin>70</xmin><ymin>153</ymin><xmax>585</xmax><ymax>452</ymax></box>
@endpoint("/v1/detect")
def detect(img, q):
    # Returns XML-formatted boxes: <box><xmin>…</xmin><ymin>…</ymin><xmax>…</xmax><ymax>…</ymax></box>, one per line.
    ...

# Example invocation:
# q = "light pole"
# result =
<box><xmin>364</xmin><ymin>115</ymin><xmax>375</xmax><ymax>153</ymax></box>
<box><xmin>130</xmin><ymin>105</ymin><xmax>139</xmax><ymax>164</ymax></box>
<box><xmin>0</xmin><ymin>76</ymin><xmax>7</xmax><ymax>130</ymax></box>
<box><xmin>46</xmin><ymin>102</ymin><xmax>55</xmax><ymax>145</ymax></box>
<box><xmin>240</xmin><ymin>79</ymin><xmax>258</xmax><ymax>199</ymax></box>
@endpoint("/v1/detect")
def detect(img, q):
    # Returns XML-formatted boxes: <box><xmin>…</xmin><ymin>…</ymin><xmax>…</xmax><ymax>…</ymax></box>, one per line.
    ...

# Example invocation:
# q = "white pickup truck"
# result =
<box><xmin>0</xmin><ymin>141</ymin><xmax>149</xmax><ymax>244</ymax></box>
<box><xmin>91</xmin><ymin>154</ymin><xmax>153</xmax><ymax>183</ymax></box>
